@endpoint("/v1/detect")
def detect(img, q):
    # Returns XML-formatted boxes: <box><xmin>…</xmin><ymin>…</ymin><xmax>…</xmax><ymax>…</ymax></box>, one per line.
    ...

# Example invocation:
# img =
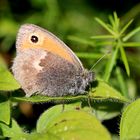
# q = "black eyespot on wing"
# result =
<box><xmin>31</xmin><ymin>35</ymin><xmax>38</xmax><ymax>43</ymax></box>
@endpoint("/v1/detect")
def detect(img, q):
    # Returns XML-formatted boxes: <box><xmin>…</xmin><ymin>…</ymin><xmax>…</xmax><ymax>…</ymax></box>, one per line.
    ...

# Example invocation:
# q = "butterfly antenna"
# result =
<box><xmin>90</xmin><ymin>51</ymin><xmax>110</xmax><ymax>71</ymax></box>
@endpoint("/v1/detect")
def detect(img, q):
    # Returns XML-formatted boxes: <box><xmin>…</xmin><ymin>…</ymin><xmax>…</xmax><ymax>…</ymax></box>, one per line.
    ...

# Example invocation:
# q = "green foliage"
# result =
<box><xmin>0</xmin><ymin>53</ymin><xmax>130</xmax><ymax>139</ymax></box>
<box><xmin>0</xmin><ymin>56</ymin><xmax>20</xmax><ymax>91</ymax></box>
<box><xmin>0</xmin><ymin>56</ymin><xmax>130</xmax><ymax>139</ymax></box>
<box><xmin>0</xmin><ymin>0</ymin><xmax>140</xmax><ymax>139</ymax></box>
<box><xmin>0</xmin><ymin>100</ymin><xmax>10</xmax><ymax>125</ymax></box>
<box><xmin>36</xmin><ymin>105</ymin><xmax>111</xmax><ymax>140</ymax></box>
<box><xmin>0</xmin><ymin>119</ymin><xmax>25</xmax><ymax>140</ymax></box>
<box><xmin>0</xmin><ymin>105</ymin><xmax>111</xmax><ymax>140</ymax></box>
<box><xmin>120</xmin><ymin>99</ymin><xmax>140</xmax><ymax>140</ymax></box>
<box><xmin>91</xmin><ymin>12</ymin><xmax>140</xmax><ymax>81</ymax></box>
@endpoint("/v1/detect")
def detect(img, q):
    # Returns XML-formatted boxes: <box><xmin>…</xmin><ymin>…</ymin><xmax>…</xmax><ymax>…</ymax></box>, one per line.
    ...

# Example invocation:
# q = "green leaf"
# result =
<box><xmin>0</xmin><ymin>57</ymin><xmax>21</xmax><ymax>91</ymax></box>
<box><xmin>89</xmin><ymin>80</ymin><xmax>129</xmax><ymax>102</ymax></box>
<box><xmin>24</xmin><ymin>132</ymin><xmax>59</xmax><ymax>140</ymax></box>
<box><xmin>0</xmin><ymin>100</ymin><xmax>10</xmax><ymax>125</ymax></box>
<box><xmin>11</xmin><ymin>80</ymin><xmax>129</xmax><ymax>103</ymax></box>
<box><xmin>0</xmin><ymin>68</ymin><xmax>21</xmax><ymax>91</ymax></box>
<box><xmin>0</xmin><ymin>119</ymin><xmax>25</xmax><ymax>140</ymax></box>
<box><xmin>37</xmin><ymin>105</ymin><xmax>63</xmax><ymax>133</ymax></box>
<box><xmin>123</xmin><ymin>26</ymin><xmax>140</xmax><ymax>42</ymax></box>
<box><xmin>123</xmin><ymin>42</ymin><xmax>140</xmax><ymax>47</ymax></box>
<box><xmin>120</xmin><ymin>46</ymin><xmax>130</xmax><ymax>76</ymax></box>
<box><xmin>109</xmin><ymin>15</ymin><xmax>115</xmax><ymax>28</ymax></box>
<box><xmin>91</xmin><ymin>35</ymin><xmax>115</xmax><ymax>39</ymax></box>
<box><xmin>104</xmin><ymin>46</ymin><xmax>119</xmax><ymax>81</ymax></box>
<box><xmin>89</xmin><ymin>101</ymin><xmax>123</xmax><ymax>121</ymax></box>
<box><xmin>36</xmin><ymin>105</ymin><xmax>111</xmax><ymax>140</ymax></box>
<box><xmin>37</xmin><ymin>104</ymin><xmax>80</xmax><ymax>133</ymax></box>
<box><xmin>120</xmin><ymin>99</ymin><xmax>140</xmax><ymax>140</ymax></box>
<box><xmin>120</xmin><ymin>19</ymin><xmax>133</xmax><ymax>35</ymax></box>
<box><xmin>95</xmin><ymin>17</ymin><xmax>116</xmax><ymax>36</ymax></box>
<box><xmin>115</xmin><ymin>67</ymin><xmax>128</xmax><ymax>97</ymax></box>
<box><xmin>113</xmin><ymin>12</ymin><xmax>120</xmax><ymax>32</ymax></box>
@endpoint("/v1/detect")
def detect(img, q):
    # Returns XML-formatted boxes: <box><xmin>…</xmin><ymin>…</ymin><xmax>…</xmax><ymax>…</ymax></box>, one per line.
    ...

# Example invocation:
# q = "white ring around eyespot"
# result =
<box><xmin>28</xmin><ymin>32</ymin><xmax>44</xmax><ymax>46</ymax></box>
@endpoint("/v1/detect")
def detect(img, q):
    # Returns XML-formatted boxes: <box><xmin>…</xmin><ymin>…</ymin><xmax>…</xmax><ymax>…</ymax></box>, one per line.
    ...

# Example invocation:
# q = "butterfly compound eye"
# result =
<box><xmin>30</xmin><ymin>35</ymin><xmax>38</xmax><ymax>43</ymax></box>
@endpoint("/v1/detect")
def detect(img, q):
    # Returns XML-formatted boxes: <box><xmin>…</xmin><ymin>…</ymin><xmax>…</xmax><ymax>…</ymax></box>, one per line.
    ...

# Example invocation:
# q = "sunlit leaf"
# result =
<box><xmin>36</xmin><ymin>105</ymin><xmax>111</xmax><ymax>140</ymax></box>
<box><xmin>120</xmin><ymin>99</ymin><xmax>140</xmax><ymax>140</ymax></box>
<box><xmin>89</xmin><ymin>80</ymin><xmax>129</xmax><ymax>102</ymax></box>
<box><xmin>0</xmin><ymin>100</ymin><xmax>10</xmax><ymax>125</ymax></box>
<box><xmin>37</xmin><ymin>104</ymin><xmax>80</xmax><ymax>133</ymax></box>
<box><xmin>0</xmin><ymin>57</ymin><xmax>21</xmax><ymax>91</ymax></box>
<box><xmin>123</xmin><ymin>42</ymin><xmax>140</xmax><ymax>47</ymax></box>
<box><xmin>0</xmin><ymin>119</ymin><xmax>25</xmax><ymax>140</ymax></box>
<box><xmin>123</xmin><ymin>26</ymin><xmax>140</xmax><ymax>41</ymax></box>
<box><xmin>120</xmin><ymin>19</ymin><xmax>133</xmax><ymax>35</ymax></box>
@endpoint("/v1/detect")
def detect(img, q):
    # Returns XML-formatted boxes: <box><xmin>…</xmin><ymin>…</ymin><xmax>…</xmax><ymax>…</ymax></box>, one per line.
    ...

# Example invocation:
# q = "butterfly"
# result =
<box><xmin>12</xmin><ymin>24</ymin><xmax>94</xmax><ymax>97</ymax></box>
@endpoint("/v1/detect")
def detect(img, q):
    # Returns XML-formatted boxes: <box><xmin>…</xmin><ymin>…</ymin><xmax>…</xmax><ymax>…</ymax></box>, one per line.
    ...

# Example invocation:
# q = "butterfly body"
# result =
<box><xmin>12</xmin><ymin>24</ymin><xmax>93</xmax><ymax>97</ymax></box>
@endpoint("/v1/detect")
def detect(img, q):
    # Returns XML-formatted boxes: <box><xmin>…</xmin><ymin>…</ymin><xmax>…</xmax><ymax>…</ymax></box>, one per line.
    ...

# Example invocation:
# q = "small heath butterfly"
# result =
<box><xmin>12</xmin><ymin>24</ymin><xmax>93</xmax><ymax>97</ymax></box>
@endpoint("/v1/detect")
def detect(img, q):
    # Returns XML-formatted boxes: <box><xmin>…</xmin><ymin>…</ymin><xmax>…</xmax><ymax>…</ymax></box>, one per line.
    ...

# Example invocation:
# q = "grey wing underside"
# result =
<box><xmin>36</xmin><ymin>51</ymin><xmax>82</xmax><ymax>96</ymax></box>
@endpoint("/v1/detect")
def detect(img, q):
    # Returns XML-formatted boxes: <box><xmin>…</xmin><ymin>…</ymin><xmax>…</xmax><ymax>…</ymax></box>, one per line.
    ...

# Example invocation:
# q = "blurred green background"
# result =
<box><xmin>0</xmin><ymin>0</ymin><xmax>140</xmax><ymax>138</ymax></box>
<box><xmin>1</xmin><ymin>0</ymin><xmax>140</xmax><ymax>66</ymax></box>
<box><xmin>1</xmin><ymin>0</ymin><xmax>140</xmax><ymax>96</ymax></box>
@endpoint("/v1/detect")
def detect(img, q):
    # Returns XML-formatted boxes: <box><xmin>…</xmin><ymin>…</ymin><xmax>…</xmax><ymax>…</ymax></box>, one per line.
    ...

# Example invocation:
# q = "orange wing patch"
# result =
<box><xmin>43</xmin><ymin>37</ymin><xmax>74</xmax><ymax>63</ymax></box>
<box><xmin>22</xmin><ymin>35</ymin><xmax>74</xmax><ymax>64</ymax></box>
